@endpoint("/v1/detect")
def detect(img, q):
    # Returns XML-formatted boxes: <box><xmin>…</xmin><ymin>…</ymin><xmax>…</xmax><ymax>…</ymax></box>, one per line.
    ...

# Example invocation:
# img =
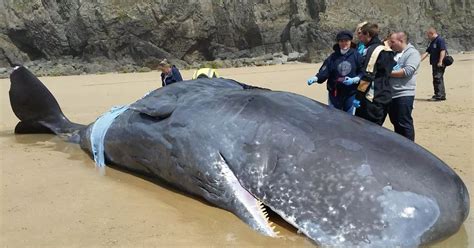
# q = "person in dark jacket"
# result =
<box><xmin>307</xmin><ymin>30</ymin><xmax>364</xmax><ymax>114</ymax></box>
<box><xmin>354</xmin><ymin>23</ymin><xmax>396</xmax><ymax>125</ymax></box>
<box><xmin>158</xmin><ymin>59</ymin><xmax>183</xmax><ymax>87</ymax></box>
<box><xmin>421</xmin><ymin>27</ymin><xmax>448</xmax><ymax>101</ymax></box>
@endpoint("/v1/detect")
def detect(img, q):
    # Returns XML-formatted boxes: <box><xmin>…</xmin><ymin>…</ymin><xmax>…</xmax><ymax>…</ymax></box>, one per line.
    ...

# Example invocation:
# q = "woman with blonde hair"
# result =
<box><xmin>158</xmin><ymin>59</ymin><xmax>183</xmax><ymax>87</ymax></box>
<box><xmin>355</xmin><ymin>21</ymin><xmax>368</xmax><ymax>55</ymax></box>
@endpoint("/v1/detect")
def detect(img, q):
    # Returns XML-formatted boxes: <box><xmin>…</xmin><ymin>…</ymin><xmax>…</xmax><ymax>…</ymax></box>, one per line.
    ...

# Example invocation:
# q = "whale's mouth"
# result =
<box><xmin>255</xmin><ymin>199</ymin><xmax>280</xmax><ymax>235</ymax></box>
<box><xmin>258</xmin><ymin>200</ymin><xmax>301</xmax><ymax>234</ymax></box>
<box><xmin>216</xmin><ymin>152</ymin><xmax>279</xmax><ymax>237</ymax></box>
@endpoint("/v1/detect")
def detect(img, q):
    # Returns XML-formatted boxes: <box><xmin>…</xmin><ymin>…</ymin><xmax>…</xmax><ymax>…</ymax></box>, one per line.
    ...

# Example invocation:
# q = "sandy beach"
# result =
<box><xmin>1</xmin><ymin>53</ymin><xmax>473</xmax><ymax>247</ymax></box>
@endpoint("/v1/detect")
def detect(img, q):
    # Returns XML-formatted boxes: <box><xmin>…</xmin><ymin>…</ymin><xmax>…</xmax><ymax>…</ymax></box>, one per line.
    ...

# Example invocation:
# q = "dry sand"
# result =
<box><xmin>1</xmin><ymin>53</ymin><xmax>473</xmax><ymax>247</ymax></box>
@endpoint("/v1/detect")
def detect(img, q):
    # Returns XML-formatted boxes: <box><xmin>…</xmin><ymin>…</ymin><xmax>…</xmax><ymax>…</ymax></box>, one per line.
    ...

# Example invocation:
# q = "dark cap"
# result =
<box><xmin>336</xmin><ymin>30</ymin><xmax>353</xmax><ymax>41</ymax></box>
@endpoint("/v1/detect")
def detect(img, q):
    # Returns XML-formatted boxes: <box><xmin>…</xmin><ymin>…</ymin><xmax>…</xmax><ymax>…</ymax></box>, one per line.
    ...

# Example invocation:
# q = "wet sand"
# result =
<box><xmin>1</xmin><ymin>54</ymin><xmax>473</xmax><ymax>247</ymax></box>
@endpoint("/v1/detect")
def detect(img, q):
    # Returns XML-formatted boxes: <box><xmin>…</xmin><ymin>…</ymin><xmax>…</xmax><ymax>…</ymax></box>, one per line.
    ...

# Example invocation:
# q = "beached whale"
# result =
<box><xmin>8</xmin><ymin>66</ymin><xmax>469</xmax><ymax>246</ymax></box>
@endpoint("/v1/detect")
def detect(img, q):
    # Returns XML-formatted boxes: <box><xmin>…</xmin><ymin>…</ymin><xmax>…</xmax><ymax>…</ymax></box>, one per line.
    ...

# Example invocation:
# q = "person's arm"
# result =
<box><xmin>391</xmin><ymin>51</ymin><xmax>421</xmax><ymax>78</ymax></box>
<box><xmin>341</xmin><ymin>52</ymin><xmax>364</xmax><ymax>85</ymax></box>
<box><xmin>173</xmin><ymin>67</ymin><xmax>183</xmax><ymax>82</ymax></box>
<box><xmin>315</xmin><ymin>56</ymin><xmax>332</xmax><ymax>83</ymax></box>
<box><xmin>420</xmin><ymin>52</ymin><xmax>429</xmax><ymax>62</ymax></box>
<box><xmin>161</xmin><ymin>73</ymin><xmax>166</xmax><ymax>87</ymax></box>
<box><xmin>437</xmin><ymin>38</ymin><xmax>447</xmax><ymax>67</ymax></box>
<box><xmin>438</xmin><ymin>50</ymin><xmax>446</xmax><ymax>67</ymax></box>
<box><xmin>390</xmin><ymin>68</ymin><xmax>405</xmax><ymax>78</ymax></box>
<box><xmin>376</xmin><ymin>51</ymin><xmax>396</xmax><ymax>78</ymax></box>
<box><xmin>360</xmin><ymin>53</ymin><xmax>376</xmax><ymax>83</ymax></box>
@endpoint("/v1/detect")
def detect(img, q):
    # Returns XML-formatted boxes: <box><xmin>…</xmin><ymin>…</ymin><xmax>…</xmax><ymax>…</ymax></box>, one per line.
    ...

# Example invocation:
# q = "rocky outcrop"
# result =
<box><xmin>0</xmin><ymin>34</ymin><xmax>30</xmax><ymax>67</ymax></box>
<box><xmin>0</xmin><ymin>0</ymin><xmax>472</xmax><ymax>77</ymax></box>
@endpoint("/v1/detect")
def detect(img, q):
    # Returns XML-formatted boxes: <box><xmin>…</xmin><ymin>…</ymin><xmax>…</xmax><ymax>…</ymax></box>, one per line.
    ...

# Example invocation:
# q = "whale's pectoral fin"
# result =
<box><xmin>199</xmin><ymin>152</ymin><xmax>279</xmax><ymax>237</ymax></box>
<box><xmin>130</xmin><ymin>93</ymin><xmax>177</xmax><ymax>119</ymax></box>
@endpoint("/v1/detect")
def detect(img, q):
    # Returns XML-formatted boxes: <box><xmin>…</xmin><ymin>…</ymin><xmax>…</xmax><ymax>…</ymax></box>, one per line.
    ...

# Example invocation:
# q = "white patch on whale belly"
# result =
<box><xmin>370</xmin><ymin>186</ymin><xmax>440</xmax><ymax>247</ymax></box>
<box><xmin>400</xmin><ymin>207</ymin><xmax>416</xmax><ymax>218</ymax></box>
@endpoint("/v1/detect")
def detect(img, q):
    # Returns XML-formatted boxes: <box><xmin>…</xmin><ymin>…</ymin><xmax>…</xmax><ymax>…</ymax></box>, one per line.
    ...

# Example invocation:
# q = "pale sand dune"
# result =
<box><xmin>1</xmin><ymin>54</ymin><xmax>472</xmax><ymax>247</ymax></box>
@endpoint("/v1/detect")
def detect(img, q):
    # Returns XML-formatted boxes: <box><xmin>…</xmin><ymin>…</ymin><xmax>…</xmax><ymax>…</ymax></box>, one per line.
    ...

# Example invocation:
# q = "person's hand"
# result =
<box><xmin>353</xmin><ymin>99</ymin><xmax>361</xmax><ymax>108</ymax></box>
<box><xmin>437</xmin><ymin>61</ymin><xmax>443</xmax><ymax>67</ymax></box>
<box><xmin>307</xmin><ymin>76</ymin><xmax>318</xmax><ymax>85</ymax></box>
<box><xmin>392</xmin><ymin>64</ymin><xmax>401</xmax><ymax>71</ymax></box>
<box><xmin>342</xmin><ymin>76</ymin><xmax>360</xmax><ymax>86</ymax></box>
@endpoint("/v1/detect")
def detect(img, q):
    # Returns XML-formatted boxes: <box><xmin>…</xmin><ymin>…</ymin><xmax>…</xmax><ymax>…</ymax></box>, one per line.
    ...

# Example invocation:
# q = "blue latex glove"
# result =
<box><xmin>307</xmin><ymin>76</ymin><xmax>318</xmax><ymax>85</ymax></box>
<box><xmin>353</xmin><ymin>99</ymin><xmax>361</xmax><ymax>108</ymax></box>
<box><xmin>392</xmin><ymin>64</ymin><xmax>401</xmax><ymax>71</ymax></box>
<box><xmin>342</xmin><ymin>76</ymin><xmax>360</xmax><ymax>86</ymax></box>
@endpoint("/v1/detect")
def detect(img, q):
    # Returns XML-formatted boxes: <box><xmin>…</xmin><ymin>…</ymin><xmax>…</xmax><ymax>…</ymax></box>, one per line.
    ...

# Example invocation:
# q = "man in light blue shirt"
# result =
<box><xmin>388</xmin><ymin>32</ymin><xmax>421</xmax><ymax>141</ymax></box>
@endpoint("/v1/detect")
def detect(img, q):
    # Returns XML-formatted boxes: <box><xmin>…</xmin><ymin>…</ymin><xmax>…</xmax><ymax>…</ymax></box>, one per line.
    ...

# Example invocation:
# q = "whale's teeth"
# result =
<box><xmin>269</xmin><ymin>222</ymin><xmax>281</xmax><ymax>238</ymax></box>
<box><xmin>256</xmin><ymin>199</ymin><xmax>281</xmax><ymax>237</ymax></box>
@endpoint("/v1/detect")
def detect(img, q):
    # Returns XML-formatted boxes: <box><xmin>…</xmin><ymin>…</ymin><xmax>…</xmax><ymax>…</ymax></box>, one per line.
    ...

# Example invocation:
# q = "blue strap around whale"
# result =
<box><xmin>90</xmin><ymin>105</ymin><xmax>129</xmax><ymax>169</ymax></box>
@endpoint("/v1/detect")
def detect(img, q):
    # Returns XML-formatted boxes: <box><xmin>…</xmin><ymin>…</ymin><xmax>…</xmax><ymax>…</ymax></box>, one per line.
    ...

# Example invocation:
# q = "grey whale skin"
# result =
<box><xmin>8</xmin><ymin>66</ymin><xmax>469</xmax><ymax>247</ymax></box>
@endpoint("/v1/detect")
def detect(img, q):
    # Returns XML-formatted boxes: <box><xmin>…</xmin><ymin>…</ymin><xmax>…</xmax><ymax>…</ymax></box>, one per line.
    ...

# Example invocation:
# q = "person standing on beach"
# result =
<box><xmin>158</xmin><ymin>59</ymin><xmax>183</xmax><ymax>87</ymax></box>
<box><xmin>307</xmin><ymin>30</ymin><xmax>364</xmax><ymax>114</ymax></box>
<box><xmin>354</xmin><ymin>23</ymin><xmax>396</xmax><ymax>125</ymax></box>
<box><xmin>421</xmin><ymin>27</ymin><xmax>447</xmax><ymax>101</ymax></box>
<box><xmin>388</xmin><ymin>32</ymin><xmax>421</xmax><ymax>141</ymax></box>
<box><xmin>355</xmin><ymin>21</ymin><xmax>368</xmax><ymax>56</ymax></box>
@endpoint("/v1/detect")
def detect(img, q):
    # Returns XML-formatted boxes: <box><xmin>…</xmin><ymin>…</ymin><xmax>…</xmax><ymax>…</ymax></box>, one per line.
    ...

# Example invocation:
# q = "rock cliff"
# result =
<box><xmin>0</xmin><ymin>0</ymin><xmax>472</xmax><ymax>76</ymax></box>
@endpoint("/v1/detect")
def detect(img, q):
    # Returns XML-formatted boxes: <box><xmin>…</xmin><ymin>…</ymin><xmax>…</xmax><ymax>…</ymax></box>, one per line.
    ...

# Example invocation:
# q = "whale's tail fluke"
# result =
<box><xmin>8</xmin><ymin>66</ymin><xmax>85</xmax><ymax>138</ymax></box>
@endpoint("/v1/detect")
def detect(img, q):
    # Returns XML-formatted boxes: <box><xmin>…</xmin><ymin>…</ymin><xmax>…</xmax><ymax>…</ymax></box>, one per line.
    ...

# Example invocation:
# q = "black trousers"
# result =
<box><xmin>388</xmin><ymin>96</ymin><xmax>415</xmax><ymax>141</ymax></box>
<box><xmin>355</xmin><ymin>98</ymin><xmax>390</xmax><ymax>126</ymax></box>
<box><xmin>432</xmin><ymin>65</ymin><xmax>446</xmax><ymax>98</ymax></box>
